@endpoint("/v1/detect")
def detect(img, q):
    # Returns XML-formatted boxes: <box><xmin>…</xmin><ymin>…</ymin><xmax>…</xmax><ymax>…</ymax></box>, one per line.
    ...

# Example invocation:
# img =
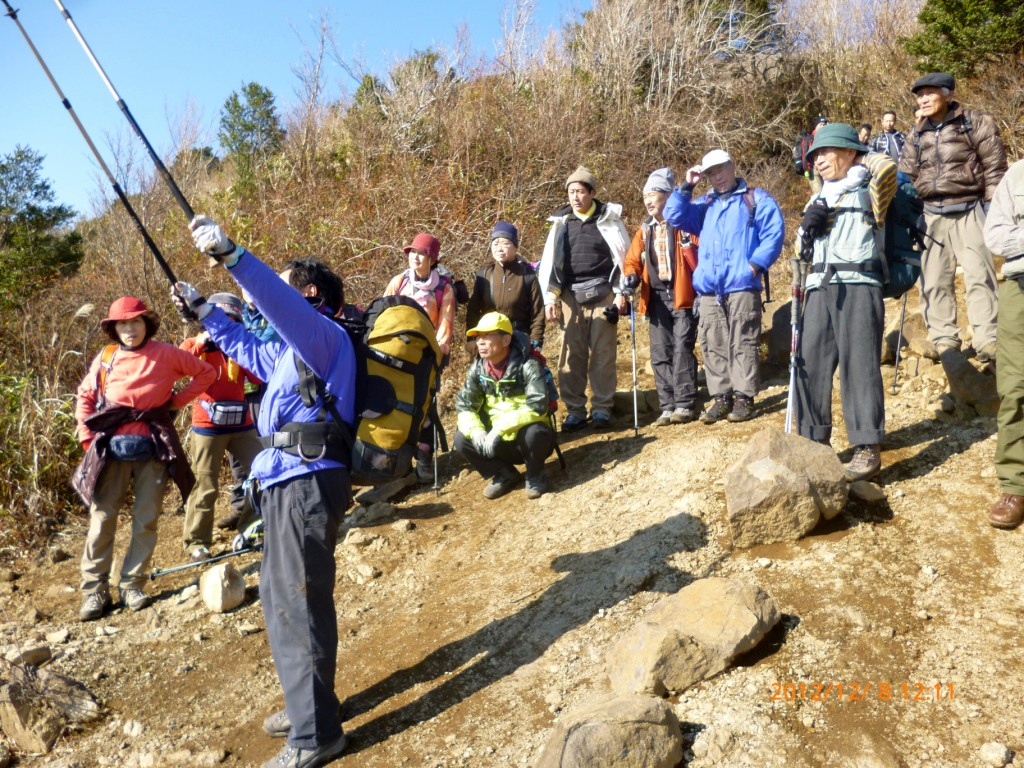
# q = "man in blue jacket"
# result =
<box><xmin>174</xmin><ymin>218</ymin><xmax>354</xmax><ymax>768</ymax></box>
<box><xmin>663</xmin><ymin>149</ymin><xmax>785</xmax><ymax>422</ymax></box>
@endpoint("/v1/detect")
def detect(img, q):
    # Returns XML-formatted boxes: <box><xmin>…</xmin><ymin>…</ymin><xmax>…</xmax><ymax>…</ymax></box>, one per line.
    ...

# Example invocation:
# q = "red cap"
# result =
<box><xmin>403</xmin><ymin>233</ymin><xmax>441</xmax><ymax>262</ymax></box>
<box><xmin>100</xmin><ymin>296</ymin><xmax>159</xmax><ymax>333</ymax></box>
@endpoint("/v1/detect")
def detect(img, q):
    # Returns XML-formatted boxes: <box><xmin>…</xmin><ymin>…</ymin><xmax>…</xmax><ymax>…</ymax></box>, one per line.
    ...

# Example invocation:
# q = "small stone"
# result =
<box><xmin>45</xmin><ymin>629</ymin><xmax>70</xmax><ymax>645</ymax></box>
<box><xmin>756</xmin><ymin>558</ymin><xmax>772</xmax><ymax>568</ymax></box>
<box><xmin>199</xmin><ymin>563</ymin><xmax>246</xmax><ymax>613</ymax></box>
<box><xmin>978</xmin><ymin>741</ymin><xmax>1011</xmax><ymax>767</ymax></box>
<box><xmin>5</xmin><ymin>644</ymin><xmax>51</xmax><ymax>666</ymax></box>
<box><xmin>123</xmin><ymin>719</ymin><xmax>143</xmax><ymax>738</ymax></box>
<box><xmin>916</xmin><ymin>610</ymin><xmax>930</xmax><ymax>620</ymax></box>
<box><xmin>544</xmin><ymin>691</ymin><xmax>563</xmax><ymax>710</ymax></box>
<box><xmin>849</xmin><ymin>481</ymin><xmax>886</xmax><ymax>503</ymax></box>
<box><xmin>0</xmin><ymin>569</ymin><xmax>16</xmax><ymax>583</ymax></box>
<box><xmin>356</xmin><ymin>564</ymin><xmax>382</xmax><ymax>580</ymax></box>
<box><xmin>22</xmin><ymin>607</ymin><xmax>44</xmax><ymax>625</ymax></box>
<box><xmin>343</xmin><ymin>530</ymin><xmax>375</xmax><ymax>548</ymax></box>
<box><xmin>391</xmin><ymin>519</ymin><xmax>415</xmax><ymax>532</ymax></box>
<box><xmin>921</xmin><ymin>565</ymin><xmax>937</xmax><ymax>577</ymax></box>
<box><xmin>47</xmin><ymin>546</ymin><xmax>71</xmax><ymax>564</ymax></box>
<box><xmin>193</xmin><ymin>633</ymin><xmax>205</xmax><ymax>643</ymax></box>
<box><xmin>237</xmin><ymin>623</ymin><xmax>262</xmax><ymax>636</ymax></box>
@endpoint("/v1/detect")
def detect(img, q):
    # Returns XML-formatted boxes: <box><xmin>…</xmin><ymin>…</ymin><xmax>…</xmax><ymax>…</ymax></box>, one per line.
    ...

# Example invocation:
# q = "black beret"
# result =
<box><xmin>911</xmin><ymin>72</ymin><xmax>955</xmax><ymax>93</ymax></box>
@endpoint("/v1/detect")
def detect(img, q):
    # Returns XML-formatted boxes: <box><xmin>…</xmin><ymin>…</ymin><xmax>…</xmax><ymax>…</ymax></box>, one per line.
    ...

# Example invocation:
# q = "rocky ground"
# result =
<box><xmin>1</xmin><ymin>286</ymin><xmax>1021</xmax><ymax>768</ymax></box>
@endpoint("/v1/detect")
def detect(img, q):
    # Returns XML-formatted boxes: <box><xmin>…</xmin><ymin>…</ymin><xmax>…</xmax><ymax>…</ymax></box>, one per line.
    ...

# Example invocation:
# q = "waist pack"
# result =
<box><xmin>571</xmin><ymin>279</ymin><xmax>612</xmax><ymax>305</ymax></box>
<box><xmin>200</xmin><ymin>399</ymin><xmax>248</xmax><ymax>427</ymax></box>
<box><xmin>107</xmin><ymin>434</ymin><xmax>156</xmax><ymax>461</ymax></box>
<box><xmin>263</xmin><ymin>296</ymin><xmax>443</xmax><ymax>486</ymax></box>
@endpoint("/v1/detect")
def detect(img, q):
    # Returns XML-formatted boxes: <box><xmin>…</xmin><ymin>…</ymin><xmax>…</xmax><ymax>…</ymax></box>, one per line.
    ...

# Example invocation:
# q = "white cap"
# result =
<box><xmin>699</xmin><ymin>149</ymin><xmax>733</xmax><ymax>172</ymax></box>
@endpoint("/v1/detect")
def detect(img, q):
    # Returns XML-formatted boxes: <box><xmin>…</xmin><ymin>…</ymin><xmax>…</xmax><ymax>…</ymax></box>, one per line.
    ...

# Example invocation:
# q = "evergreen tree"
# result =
<box><xmin>217</xmin><ymin>82</ymin><xmax>285</xmax><ymax>182</ymax></box>
<box><xmin>902</xmin><ymin>0</ymin><xmax>1024</xmax><ymax>78</ymax></box>
<box><xmin>0</xmin><ymin>146</ymin><xmax>82</xmax><ymax>310</ymax></box>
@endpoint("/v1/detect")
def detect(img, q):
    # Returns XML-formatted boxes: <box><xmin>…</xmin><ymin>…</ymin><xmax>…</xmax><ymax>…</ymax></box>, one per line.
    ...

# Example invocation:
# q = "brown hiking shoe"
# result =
<box><xmin>700</xmin><ymin>394</ymin><xmax>733</xmax><ymax>424</ymax></box>
<box><xmin>844</xmin><ymin>445</ymin><xmax>881</xmax><ymax>481</ymax></box>
<box><xmin>976</xmin><ymin>342</ymin><xmax>997</xmax><ymax>364</ymax></box>
<box><xmin>989</xmin><ymin>494</ymin><xmax>1024</xmax><ymax>529</ymax></box>
<box><xmin>727</xmin><ymin>394</ymin><xmax>755</xmax><ymax>422</ymax></box>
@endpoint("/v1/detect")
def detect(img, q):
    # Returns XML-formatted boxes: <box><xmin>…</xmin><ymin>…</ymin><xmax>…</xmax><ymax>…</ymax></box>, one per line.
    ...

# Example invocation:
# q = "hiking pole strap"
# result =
<box><xmin>3</xmin><ymin>0</ymin><xmax>178</xmax><ymax>287</ymax></box>
<box><xmin>54</xmin><ymin>0</ymin><xmax>195</xmax><ymax>222</ymax></box>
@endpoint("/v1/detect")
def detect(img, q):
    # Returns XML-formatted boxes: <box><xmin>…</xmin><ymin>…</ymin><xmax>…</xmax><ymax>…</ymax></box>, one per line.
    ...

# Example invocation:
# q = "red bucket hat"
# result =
<box><xmin>403</xmin><ymin>233</ymin><xmax>441</xmax><ymax>263</ymax></box>
<box><xmin>100</xmin><ymin>296</ymin><xmax>160</xmax><ymax>334</ymax></box>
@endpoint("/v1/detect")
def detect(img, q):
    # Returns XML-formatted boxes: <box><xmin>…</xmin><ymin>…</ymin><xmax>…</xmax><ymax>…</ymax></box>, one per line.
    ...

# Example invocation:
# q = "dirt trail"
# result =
<box><xmin>2</xmin><ymin>293</ymin><xmax>1022</xmax><ymax>768</ymax></box>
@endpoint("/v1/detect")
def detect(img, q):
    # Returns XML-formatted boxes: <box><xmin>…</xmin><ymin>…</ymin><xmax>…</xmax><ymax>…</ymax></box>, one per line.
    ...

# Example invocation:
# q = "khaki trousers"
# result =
<box><xmin>920</xmin><ymin>206</ymin><xmax>998</xmax><ymax>350</ymax></box>
<box><xmin>698</xmin><ymin>290</ymin><xmax>762</xmax><ymax>398</ymax></box>
<box><xmin>996</xmin><ymin>281</ymin><xmax>1024</xmax><ymax>494</ymax></box>
<box><xmin>80</xmin><ymin>459</ymin><xmax>169</xmax><ymax>593</ymax></box>
<box><xmin>557</xmin><ymin>292</ymin><xmax>618</xmax><ymax>418</ymax></box>
<box><xmin>183</xmin><ymin>429</ymin><xmax>261</xmax><ymax>549</ymax></box>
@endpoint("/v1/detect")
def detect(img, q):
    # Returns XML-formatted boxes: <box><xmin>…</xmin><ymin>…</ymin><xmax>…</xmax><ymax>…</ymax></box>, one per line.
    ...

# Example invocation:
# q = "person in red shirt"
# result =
<box><xmin>179</xmin><ymin>293</ymin><xmax>262</xmax><ymax>563</ymax></box>
<box><xmin>73</xmin><ymin>297</ymin><xmax>216</xmax><ymax>620</ymax></box>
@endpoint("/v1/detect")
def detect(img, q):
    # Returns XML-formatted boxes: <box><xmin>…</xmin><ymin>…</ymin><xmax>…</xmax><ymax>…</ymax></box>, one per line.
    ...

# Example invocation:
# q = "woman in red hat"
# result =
<box><xmin>383</xmin><ymin>232</ymin><xmax>457</xmax><ymax>481</ymax></box>
<box><xmin>72</xmin><ymin>296</ymin><xmax>216</xmax><ymax>621</ymax></box>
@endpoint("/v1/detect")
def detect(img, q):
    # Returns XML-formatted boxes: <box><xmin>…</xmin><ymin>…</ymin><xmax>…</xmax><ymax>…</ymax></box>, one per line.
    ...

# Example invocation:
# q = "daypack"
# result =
<box><xmin>285</xmin><ymin>296</ymin><xmax>443</xmax><ymax>486</ymax></box>
<box><xmin>793</xmin><ymin>132</ymin><xmax>814</xmax><ymax>176</ymax></box>
<box><xmin>528</xmin><ymin>345</ymin><xmax>559</xmax><ymax>414</ymax></box>
<box><xmin>877</xmin><ymin>182</ymin><xmax>926</xmax><ymax>299</ymax></box>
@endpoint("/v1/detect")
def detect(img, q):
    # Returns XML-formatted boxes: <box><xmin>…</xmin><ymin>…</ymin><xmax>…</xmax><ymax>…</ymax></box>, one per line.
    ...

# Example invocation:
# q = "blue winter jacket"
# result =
<box><xmin>202</xmin><ymin>251</ymin><xmax>356</xmax><ymax>489</ymax></box>
<box><xmin>663</xmin><ymin>178</ymin><xmax>785</xmax><ymax>296</ymax></box>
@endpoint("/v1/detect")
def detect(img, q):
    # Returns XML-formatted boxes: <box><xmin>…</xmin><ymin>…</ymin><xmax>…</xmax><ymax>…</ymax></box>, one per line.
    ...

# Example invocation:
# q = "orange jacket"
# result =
<box><xmin>180</xmin><ymin>336</ymin><xmax>260</xmax><ymax>430</ymax></box>
<box><xmin>622</xmin><ymin>219</ymin><xmax>699</xmax><ymax>315</ymax></box>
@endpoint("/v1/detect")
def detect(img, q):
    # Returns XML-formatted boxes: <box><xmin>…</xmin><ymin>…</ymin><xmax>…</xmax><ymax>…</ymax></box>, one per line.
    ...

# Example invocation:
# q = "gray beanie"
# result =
<box><xmin>566</xmin><ymin>166</ymin><xmax>597</xmax><ymax>191</ymax></box>
<box><xmin>643</xmin><ymin>167</ymin><xmax>675</xmax><ymax>194</ymax></box>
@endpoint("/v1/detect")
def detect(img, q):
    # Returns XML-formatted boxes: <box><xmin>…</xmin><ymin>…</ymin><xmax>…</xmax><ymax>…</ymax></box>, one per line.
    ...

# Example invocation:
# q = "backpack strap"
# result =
<box><xmin>741</xmin><ymin>189</ymin><xmax>770</xmax><ymax>303</ymax></box>
<box><xmin>96</xmin><ymin>344</ymin><xmax>118</xmax><ymax>398</ymax></box>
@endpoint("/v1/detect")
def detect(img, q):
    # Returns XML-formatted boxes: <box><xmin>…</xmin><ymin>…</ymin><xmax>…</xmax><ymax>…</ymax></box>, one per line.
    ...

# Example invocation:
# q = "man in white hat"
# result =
<box><xmin>663</xmin><ymin>149</ymin><xmax>785</xmax><ymax>423</ymax></box>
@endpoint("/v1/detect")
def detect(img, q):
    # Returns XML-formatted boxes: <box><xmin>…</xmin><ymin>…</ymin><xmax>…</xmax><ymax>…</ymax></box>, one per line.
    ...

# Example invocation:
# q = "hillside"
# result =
<box><xmin>1</xmin><ymin>286</ymin><xmax>1019</xmax><ymax>768</ymax></box>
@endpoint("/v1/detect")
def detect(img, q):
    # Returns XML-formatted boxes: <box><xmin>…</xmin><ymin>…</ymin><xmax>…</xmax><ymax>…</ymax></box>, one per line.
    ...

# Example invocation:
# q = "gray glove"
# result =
<box><xmin>171</xmin><ymin>282</ymin><xmax>212</xmax><ymax>320</ymax></box>
<box><xmin>190</xmin><ymin>215</ymin><xmax>242</xmax><ymax>267</ymax></box>
<box><xmin>621</xmin><ymin>273</ymin><xmax>640</xmax><ymax>297</ymax></box>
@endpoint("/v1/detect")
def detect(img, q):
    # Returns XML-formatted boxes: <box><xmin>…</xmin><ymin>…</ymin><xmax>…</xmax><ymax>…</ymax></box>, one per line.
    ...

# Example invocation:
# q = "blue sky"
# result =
<box><xmin>2</xmin><ymin>0</ymin><xmax>580</xmax><ymax>217</ymax></box>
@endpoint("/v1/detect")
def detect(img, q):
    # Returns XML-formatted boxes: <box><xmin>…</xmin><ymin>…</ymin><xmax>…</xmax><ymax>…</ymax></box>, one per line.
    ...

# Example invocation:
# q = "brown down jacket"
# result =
<box><xmin>899</xmin><ymin>102</ymin><xmax>1007</xmax><ymax>205</ymax></box>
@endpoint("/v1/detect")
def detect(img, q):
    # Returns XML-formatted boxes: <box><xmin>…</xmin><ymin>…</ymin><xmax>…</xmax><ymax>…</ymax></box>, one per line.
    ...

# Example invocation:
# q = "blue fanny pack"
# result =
<box><xmin>107</xmin><ymin>435</ymin><xmax>157</xmax><ymax>461</ymax></box>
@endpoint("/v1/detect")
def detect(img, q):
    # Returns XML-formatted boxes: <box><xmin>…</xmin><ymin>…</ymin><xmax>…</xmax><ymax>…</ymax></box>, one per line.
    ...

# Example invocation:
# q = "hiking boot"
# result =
<box><xmin>727</xmin><ymin>394</ymin><xmax>755</xmax><ymax>422</ymax></box>
<box><xmin>483</xmin><ymin>468</ymin><xmax>522</xmax><ymax>500</ymax></box>
<box><xmin>79</xmin><ymin>590</ymin><xmax>111</xmax><ymax>622</ymax></box>
<box><xmin>700</xmin><ymin>394</ymin><xmax>733</xmax><ymax>424</ymax></box>
<box><xmin>261</xmin><ymin>732</ymin><xmax>348</xmax><ymax>768</ymax></box>
<box><xmin>654</xmin><ymin>410</ymin><xmax>673</xmax><ymax>427</ymax></box>
<box><xmin>561</xmin><ymin>413</ymin><xmax>587</xmax><ymax>433</ymax></box>
<box><xmin>188</xmin><ymin>545</ymin><xmax>212</xmax><ymax>564</ymax></box>
<box><xmin>844</xmin><ymin>445</ymin><xmax>881</xmax><ymax>482</ymax></box>
<box><xmin>119</xmin><ymin>587</ymin><xmax>152</xmax><ymax>612</ymax></box>
<box><xmin>989</xmin><ymin>494</ymin><xmax>1024</xmax><ymax>529</ymax></box>
<box><xmin>976</xmin><ymin>342</ymin><xmax>997</xmax><ymax>364</ymax></box>
<box><xmin>525</xmin><ymin>473</ymin><xmax>548</xmax><ymax>500</ymax></box>
<box><xmin>590</xmin><ymin>411</ymin><xmax>612</xmax><ymax>429</ymax></box>
<box><xmin>264</xmin><ymin>703</ymin><xmax>347</xmax><ymax>739</ymax></box>
<box><xmin>922</xmin><ymin>339</ymin><xmax>960</xmax><ymax>361</ymax></box>
<box><xmin>216</xmin><ymin>509</ymin><xmax>242</xmax><ymax>530</ymax></box>
<box><xmin>671</xmin><ymin>407</ymin><xmax>696</xmax><ymax>424</ymax></box>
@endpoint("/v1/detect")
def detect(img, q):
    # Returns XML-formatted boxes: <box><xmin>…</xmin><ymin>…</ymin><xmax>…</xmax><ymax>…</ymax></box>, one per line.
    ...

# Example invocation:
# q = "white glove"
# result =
<box><xmin>190</xmin><ymin>215</ymin><xmax>241</xmax><ymax>267</ymax></box>
<box><xmin>473</xmin><ymin>430</ymin><xmax>502</xmax><ymax>459</ymax></box>
<box><xmin>172</xmin><ymin>282</ymin><xmax>212</xmax><ymax>320</ymax></box>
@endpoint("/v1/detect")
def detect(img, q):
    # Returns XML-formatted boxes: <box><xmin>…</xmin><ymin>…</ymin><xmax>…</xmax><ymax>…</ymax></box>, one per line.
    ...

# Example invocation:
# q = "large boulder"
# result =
<box><xmin>535</xmin><ymin>695</ymin><xmax>683</xmax><ymax>768</ymax></box>
<box><xmin>607</xmin><ymin>578</ymin><xmax>779</xmax><ymax>696</ymax></box>
<box><xmin>939</xmin><ymin>348</ymin><xmax>998</xmax><ymax>416</ymax></box>
<box><xmin>883</xmin><ymin>308</ymin><xmax>927</xmax><ymax>363</ymax></box>
<box><xmin>199</xmin><ymin>562</ymin><xmax>246</xmax><ymax>613</ymax></box>
<box><xmin>724</xmin><ymin>428</ymin><xmax>848</xmax><ymax>547</ymax></box>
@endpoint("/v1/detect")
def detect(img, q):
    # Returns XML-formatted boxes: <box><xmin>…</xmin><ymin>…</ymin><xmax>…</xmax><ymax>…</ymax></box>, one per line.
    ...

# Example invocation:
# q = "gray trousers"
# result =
<box><xmin>647</xmin><ymin>295</ymin><xmax>698</xmax><ymax>410</ymax></box>
<box><xmin>795</xmin><ymin>283</ymin><xmax>885</xmax><ymax>446</ymax></box>
<box><xmin>260</xmin><ymin>468</ymin><xmax>350</xmax><ymax>749</ymax></box>
<box><xmin>454</xmin><ymin>422</ymin><xmax>556</xmax><ymax>480</ymax></box>
<box><xmin>698</xmin><ymin>290</ymin><xmax>761</xmax><ymax>398</ymax></box>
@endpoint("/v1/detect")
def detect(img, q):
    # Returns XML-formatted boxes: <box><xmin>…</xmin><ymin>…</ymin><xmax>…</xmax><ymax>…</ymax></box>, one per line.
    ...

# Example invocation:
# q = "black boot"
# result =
<box><xmin>701</xmin><ymin>393</ymin><xmax>733</xmax><ymax>423</ymax></box>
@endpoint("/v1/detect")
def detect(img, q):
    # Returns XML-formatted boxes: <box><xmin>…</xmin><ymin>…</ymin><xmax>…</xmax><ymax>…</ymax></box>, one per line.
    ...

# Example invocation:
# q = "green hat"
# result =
<box><xmin>806</xmin><ymin>123</ymin><xmax>869</xmax><ymax>161</ymax></box>
<box><xmin>467</xmin><ymin>311</ymin><xmax>513</xmax><ymax>337</ymax></box>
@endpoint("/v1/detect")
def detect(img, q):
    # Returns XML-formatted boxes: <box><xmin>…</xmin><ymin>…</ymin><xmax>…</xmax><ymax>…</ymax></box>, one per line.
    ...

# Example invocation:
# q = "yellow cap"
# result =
<box><xmin>467</xmin><ymin>311</ymin><xmax>513</xmax><ymax>337</ymax></box>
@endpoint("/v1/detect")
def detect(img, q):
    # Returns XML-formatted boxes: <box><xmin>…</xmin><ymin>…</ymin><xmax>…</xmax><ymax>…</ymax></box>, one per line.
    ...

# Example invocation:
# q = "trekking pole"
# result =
<box><xmin>629</xmin><ymin>298</ymin><xmax>639</xmax><ymax>438</ymax></box>
<box><xmin>432</xmin><ymin>394</ymin><xmax>440</xmax><ymax>498</ymax></box>
<box><xmin>2</xmin><ymin>0</ymin><xmax>179</xmax><ymax>287</ymax></box>
<box><xmin>784</xmin><ymin>257</ymin><xmax>807</xmax><ymax>434</ymax></box>
<box><xmin>149</xmin><ymin>543</ymin><xmax>263</xmax><ymax>580</ymax></box>
<box><xmin>53</xmin><ymin>0</ymin><xmax>195</xmax><ymax>224</ymax></box>
<box><xmin>890</xmin><ymin>292</ymin><xmax>909</xmax><ymax>395</ymax></box>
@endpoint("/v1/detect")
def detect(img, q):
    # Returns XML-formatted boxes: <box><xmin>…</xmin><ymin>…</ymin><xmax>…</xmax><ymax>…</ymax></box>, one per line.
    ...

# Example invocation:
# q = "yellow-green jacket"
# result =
<box><xmin>456</xmin><ymin>334</ymin><xmax>548</xmax><ymax>440</ymax></box>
